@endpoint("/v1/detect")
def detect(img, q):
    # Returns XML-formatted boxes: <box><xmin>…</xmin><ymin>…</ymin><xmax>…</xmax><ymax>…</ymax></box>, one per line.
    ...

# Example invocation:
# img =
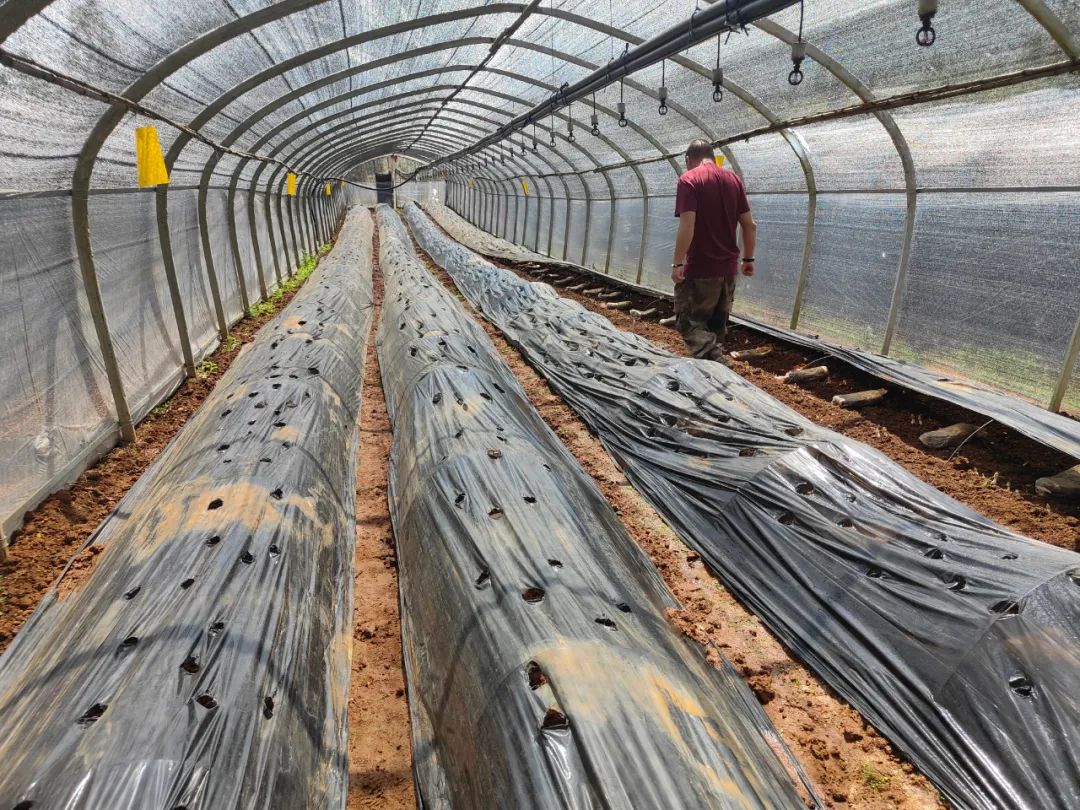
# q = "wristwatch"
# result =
<box><xmin>671</xmin><ymin>262</ymin><xmax>684</xmax><ymax>268</ymax></box>
<box><xmin>741</xmin><ymin>257</ymin><xmax>755</xmax><ymax>262</ymax></box>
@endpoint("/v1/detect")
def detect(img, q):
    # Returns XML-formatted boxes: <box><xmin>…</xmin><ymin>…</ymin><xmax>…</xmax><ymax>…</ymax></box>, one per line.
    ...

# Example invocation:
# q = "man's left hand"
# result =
<box><xmin>671</xmin><ymin>263</ymin><xmax>686</xmax><ymax>283</ymax></box>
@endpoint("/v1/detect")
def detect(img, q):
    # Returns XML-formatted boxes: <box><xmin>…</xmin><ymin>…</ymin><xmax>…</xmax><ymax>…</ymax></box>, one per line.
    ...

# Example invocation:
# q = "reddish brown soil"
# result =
<box><xmin>348</xmin><ymin>224</ymin><xmax>416</xmax><ymax>810</ymax></box>
<box><xmin>0</xmin><ymin>255</ymin><xmax>331</xmax><ymax>653</ymax></box>
<box><xmin>417</xmin><ymin>252</ymin><xmax>945</xmax><ymax>809</ymax></box>
<box><xmin>508</xmin><ymin>265</ymin><xmax>1080</xmax><ymax>553</ymax></box>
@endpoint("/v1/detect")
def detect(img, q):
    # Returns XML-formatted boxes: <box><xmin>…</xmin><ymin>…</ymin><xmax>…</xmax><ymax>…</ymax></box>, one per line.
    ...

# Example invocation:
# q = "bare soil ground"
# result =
<box><xmin>505</xmin><ymin>263</ymin><xmax>1080</xmax><ymax>553</ymax></box>
<box><xmin>348</xmin><ymin>224</ymin><xmax>416</xmax><ymax>810</ymax></box>
<box><xmin>0</xmin><ymin>268</ymin><xmax>324</xmax><ymax>652</ymax></box>
<box><xmin>415</xmin><ymin>249</ymin><xmax>946</xmax><ymax>809</ymax></box>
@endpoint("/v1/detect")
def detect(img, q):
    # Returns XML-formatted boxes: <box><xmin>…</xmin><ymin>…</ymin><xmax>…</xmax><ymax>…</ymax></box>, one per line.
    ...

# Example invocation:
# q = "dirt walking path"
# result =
<box><xmin>414</xmin><ymin>247</ymin><xmax>945</xmax><ymax>809</ymax></box>
<box><xmin>347</xmin><ymin>220</ymin><xmax>417</xmax><ymax>810</ymax></box>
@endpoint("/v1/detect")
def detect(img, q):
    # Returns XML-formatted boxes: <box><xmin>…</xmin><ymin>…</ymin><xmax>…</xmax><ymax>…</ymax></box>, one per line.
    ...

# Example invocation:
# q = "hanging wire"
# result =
<box><xmin>790</xmin><ymin>0</ymin><xmax>807</xmax><ymax>85</ymax></box>
<box><xmin>547</xmin><ymin>0</ymin><xmax>558</xmax><ymax>149</ymax></box>
<box><xmin>712</xmin><ymin>34</ymin><xmax>724</xmax><ymax>102</ymax></box>
<box><xmin>917</xmin><ymin>0</ymin><xmax>938</xmax><ymax>46</ymax></box>
<box><xmin>532</xmin><ymin>120</ymin><xmax>538</xmax><ymax>150</ymax></box>
<box><xmin>590</xmin><ymin>92</ymin><xmax>600</xmax><ymax>136</ymax></box>
<box><xmin>608</xmin><ymin>0</ymin><xmax>615</xmax><ymax>63</ymax></box>
<box><xmin>617</xmin><ymin>42</ymin><xmax>628</xmax><ymax>127</ymax></box>
<box><xmin>658</xmin><ymin>59</ymin><xmax>668</xmax><ymax>115</ymax></box>
<box><xmin>789</xmin><ymin>0</ymin><xmax>806</xmax><ymax>85</ymax></box>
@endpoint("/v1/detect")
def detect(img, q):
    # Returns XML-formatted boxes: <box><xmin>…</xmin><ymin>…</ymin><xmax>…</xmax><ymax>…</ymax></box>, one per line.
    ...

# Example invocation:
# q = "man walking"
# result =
<box><xmin>670</xmin><ymin>139</ymin><xmax>757</xmax><ymax>361</ymax></box>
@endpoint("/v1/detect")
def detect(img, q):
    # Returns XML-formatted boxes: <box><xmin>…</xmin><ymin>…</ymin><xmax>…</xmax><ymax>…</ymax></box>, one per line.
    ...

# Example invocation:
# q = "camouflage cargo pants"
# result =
<box><xmin>673</xmin><ymin>276</ymin><xmax>736</xmax><ymax>360</ymax></box>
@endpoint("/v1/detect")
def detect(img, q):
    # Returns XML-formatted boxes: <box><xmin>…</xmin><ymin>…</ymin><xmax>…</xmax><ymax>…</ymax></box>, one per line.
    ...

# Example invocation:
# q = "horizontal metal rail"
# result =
<box><xmin>469</xmin><ymin>58</ymin><xmax>1080</xmax><ymax>181</ymax></box>
<box><xmin>420</xmin><ymin>0</ymin><xmax>798</xmax><ymax>176</ymax></box>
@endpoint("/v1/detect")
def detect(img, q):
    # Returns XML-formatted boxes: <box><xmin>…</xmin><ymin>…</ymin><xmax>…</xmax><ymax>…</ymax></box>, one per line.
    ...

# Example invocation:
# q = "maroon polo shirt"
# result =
<box><xmin>673</xmin><ymin>162</ymin><xmax>750</xmax><ymax>279</ymax></box>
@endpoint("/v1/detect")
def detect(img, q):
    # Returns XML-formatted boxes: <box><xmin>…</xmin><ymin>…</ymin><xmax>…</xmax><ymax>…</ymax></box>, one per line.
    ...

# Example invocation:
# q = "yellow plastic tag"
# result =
<box><xmin>324</xmin><ymin>182</ymin><xmax>332</xmax><ymax>196</ymax></box>
<box><xmin>522</xmin><ymin>179</ymin><xmax>529</xmax><ymax>195</ymax></box>
<box><xmin>286</xmin><ymin>173</ymin><xmax>297</xmax><ymax>196</ymax></box>
<box><xmin>135</xmin><ymin>125</ymin><xmax>169</xmax><ymax>188</ymax></box>
<box><xmin>467</xmin><ymin>177</ymin><xmax>475</xmax><ymax>189</ymax></box>
<box><xmin>714</xmin><ymin>154</ymin><xmax>726</xmax><ymax>167</ymax></box>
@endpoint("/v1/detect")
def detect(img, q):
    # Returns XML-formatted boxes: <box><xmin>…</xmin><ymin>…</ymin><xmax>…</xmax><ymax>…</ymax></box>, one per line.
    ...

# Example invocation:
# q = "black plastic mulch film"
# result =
<box><xmin>375</xmin><ymin>204</ymin><xmax>818</xmax><ymax>809</ymax></box>
<box><xmin>403</xmin><ymin>201</ymin><xmax>1080</xmax><ymax>810</ymax></box>
<box><xmin>0</xmin><ymin>209</ymin><xmax>374</xmax><ymax>809</ymax></box>
<box><xmin>422</xmin><ymin>201</ymin><xmax>1080</xmax><ymax>462</ymax></box>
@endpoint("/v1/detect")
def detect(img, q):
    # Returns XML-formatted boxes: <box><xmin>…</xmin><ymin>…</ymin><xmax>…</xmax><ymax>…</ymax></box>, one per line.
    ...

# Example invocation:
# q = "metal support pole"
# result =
<box><xmin>299</xmin><ymin>183</ymin><xmax>314</xmax><ymax>253</ymax></box>
<box><xmin>603</xmin><ymin>174</ymin><xmax>616</xmax><ymax>275</ymax></box>
<box><xmin>560</xmin><ymin>181</ymin><xmax>572</xmax><ymax>261</ymax></box>
<box><xmin>544</xmin><ymin>179</ymin><xmax>556</xmax><ymax>256</ymax></box>
<box><xmin>286</xmin><ymin>194</ymin><xmax>302</xmax><ymax>271</ymax></box>
<box><xmin>512</xmin><ymin>180</ymin><xmax>521</xmax><ymax>242</ymax></box>
<box><xmin>153</xmin><ymin>186</ymin><xmax>197</xmax><ymax>376</ymax></box>
<box><xmin>263</xmin><ymin>176</ymin><xmax>284</xmax><ymax>285</ymax></box>
<box><xmin>535</xmin><ymin>180</ymin><xmax>544</xmax><ymax>250</ymax></box>
<box><xmin>633</xmin><ymin>164</ymin><xmax>651</xmax><ymax>284</ymax></box>
<box><xmin>521</xmin><ymin>186</ymin><xmax>530</xmax><ymax>247</ymax></box>
<box><xmin>497</xmin><ymin>188</ymin><xmax>506</xmax><ymax>238</ymax></box>
<box><xmin>788</xmin><ymin>190</ymin><xmax>817</xmax><ymax>330</ymax></box>
<box><xmin>634</xmin><ymin>192</ymin><xmax>650</xmax><ymax>285</ymax></box>
<box><xmin>785</xmin><ymin>130</ymin><xmax>818</xmax><ymax>331</ymax></box>
<box><xmin>245</xmin><ymin>176</ymin><xmax>272</xmax><ymax>296</ymax></box>
<box><xmin>200</xmin><ymin>178</ymin><xmax>250</xmax><ymax>317</ymax></box>
<box><xmin>71</xmin><ymin>189</ymin><xmax>136</xmax><ymax>443</ymax></box>
<box><xmin>881</xmin><ymin>188</ymin><xmax>918</xmax><ymax>353</ymax></box>
<box><xmin>1049</xmin><ymin>307</ymin><xmax>1080</xmax><ymax>412</ymax></box>
<box><xmin>229</xmin><ymin>179</ymin><xmax>267</xmax><ymax>302</ymax></box>
<box><xmin>581</xmin><ymin>191</ymin><xmax>592</xmax><ymax>266</ymax></box>
<box><xmin>487</xmin><ymin>185</ymin><xmax>493</xmax><ymax>232</ymax></box>
<box><xmin>281</xmin><ymin>187</ymin><xmax>296</xmax><ymax>274</ymax></box>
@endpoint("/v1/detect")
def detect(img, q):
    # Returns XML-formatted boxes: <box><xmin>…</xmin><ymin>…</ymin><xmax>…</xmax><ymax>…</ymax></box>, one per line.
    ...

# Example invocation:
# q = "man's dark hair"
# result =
<box><xmin>685</xmin><ymin>139</ymin><xmax>715</xmax><ymax>161</ymax></box>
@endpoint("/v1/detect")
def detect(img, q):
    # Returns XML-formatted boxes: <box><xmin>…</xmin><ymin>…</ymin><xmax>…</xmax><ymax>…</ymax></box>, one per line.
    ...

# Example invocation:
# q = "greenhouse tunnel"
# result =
<box><xmin>0</xmin><ymin>0</ymin><xmax>1078</xmax><ymax>538</ymax></box>
<box><xmin>0</xmin><ymin>0</ymin><xmax>1078</xmax><ymax>808</ymax></box>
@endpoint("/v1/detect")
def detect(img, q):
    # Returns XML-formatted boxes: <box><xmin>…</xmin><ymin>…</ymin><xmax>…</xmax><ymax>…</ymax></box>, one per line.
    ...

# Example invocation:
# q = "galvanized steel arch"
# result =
<box><xmin>0</xmin><ymin>0</ymin><xmax>1071</xmax><ymax>437</ymax></box>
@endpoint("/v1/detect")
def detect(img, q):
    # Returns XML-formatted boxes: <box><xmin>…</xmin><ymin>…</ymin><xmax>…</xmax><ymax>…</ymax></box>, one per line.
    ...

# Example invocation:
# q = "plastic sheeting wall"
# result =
<box><xmin>376</xmin><ymin>204</ymin><xmax>814</xmax><ymax>809</ymax></box>
<box><xmin>448</xmin><ymin>173</ymin><xmax>1080</xmax><ymax>412</ymax></box>
<box><xmin>0</xmin><ymin>0</ymin><xmax>1075</xmax><ymax>526</ymax></box>
<box><xmin>435</xmin><ymin>2</ymin><xmax>1080</xmax><ymax>414</ymax></box>
<box><xmin>397</xmin><ymin>179</ymin><xmax>445</xmax><ymax>206</ymax></box>
<box><xmin>0</xmin><ymin>194</ymin><xmax>113</xmax><ymax>539</ymax></box>
<box><xmin>0</xmin><ymin>185</ymin><xmax>343</xmax><ymax>542</ymax></box>
<box><xmin>407</xmin><ymin>201</ymin><xmax>1080</xmax><ymax>810</ymax></box>
<box><xmin>0</xmin><ymin>208</ymin><xmax>373</xmax><ymax>809</ymax></box>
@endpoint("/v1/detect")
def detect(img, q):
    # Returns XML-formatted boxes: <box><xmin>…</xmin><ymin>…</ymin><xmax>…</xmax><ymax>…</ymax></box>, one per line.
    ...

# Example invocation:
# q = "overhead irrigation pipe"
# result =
<box><xmin>410</xmin><ymin>0</ymin><xmax>800</xmax><ymax>181</ymax></box>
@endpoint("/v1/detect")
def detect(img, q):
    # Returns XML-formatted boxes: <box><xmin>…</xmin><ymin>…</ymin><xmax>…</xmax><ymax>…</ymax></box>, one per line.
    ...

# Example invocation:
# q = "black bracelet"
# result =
<box><xmin>741</xmin><ymin>257</ymin><xmax>755</xmax><ymax>262</ymax></box>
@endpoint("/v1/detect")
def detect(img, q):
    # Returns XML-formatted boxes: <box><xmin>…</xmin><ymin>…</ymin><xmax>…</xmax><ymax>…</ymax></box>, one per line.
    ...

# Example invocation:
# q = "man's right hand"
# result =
<box><xmin>671</xmin><ymin>263</ymin><xmax>686</xmax><ymax>283</ymax></box>
<box><xmin>740</xmin><ymin>261</ymin><xmax>755</xmax><ymax>277</ymax></box>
